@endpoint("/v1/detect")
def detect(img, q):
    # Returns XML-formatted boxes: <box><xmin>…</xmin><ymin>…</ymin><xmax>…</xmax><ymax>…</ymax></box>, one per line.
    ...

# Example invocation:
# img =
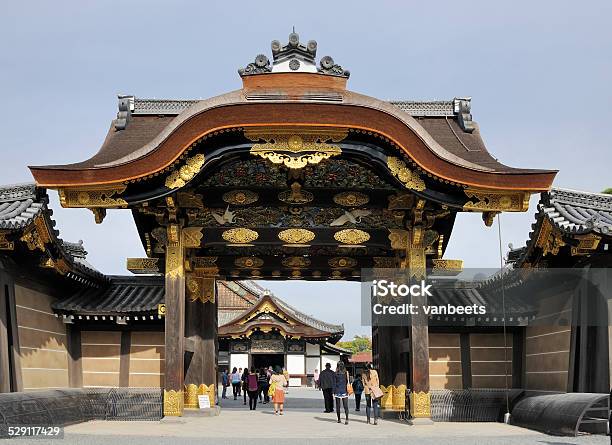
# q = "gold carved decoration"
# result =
<box><xmin>328</xmin><ymin>257</ymin><xmax>357</xmax><ymax>269</ymax></box>
<box><xmin>571</xmin><ymin>234</ymin><xmax>602</xmax><ymax>256</ymax></box>
<box><xmin>163</xmin><ymin>389</ymin><xmax>183</xmax><ymax>416</ymax></box>
<box><xmin>184</xmin><ymin>384</ymin><xmax>199</xmax><ymax>409</ymax></box>
<box><xmin>373</xmin><ymin>257</ymin><xmax>397</xmax><ymax>268</ymax></box>
<box><xmin>278</xmin><ymin>228</ymin><xmax>315</xmax><ymax>246</ymax></box>
<box><xmin>20</xmin><ymin>216</ymin><xmax>51</xmax><ymax>252</ymax></box>
<box><xmin>177</xmin><ymin>191</ymin><xmax>204</xmax><ymax>209</ymax></box>
<box><xmin>90</xmin><ymin>208</ymin><xmax>106</xmax><ymax>224</ymax></box>
<box><xmin>183</xmin><ymin>227</ymin><xmax>203</xmax><ymax>248</ymax></box>
<box><xmin>387</xmin><ymin>157</ymin><xmax>425</xmax><ymax>191</ymax></box>
<box><xmin>463</xmin><ymin>188</ymin><xmax>530</xmax><ymax>212</ymax></box>
<box><xmin>432</xmin><ymin>259</ymin><xmax>464</xmax><ymax>275</ymax></box>
<box><xmin>192</xmin><ymin>256</ymin><xmax>218</xmax><ymax>268</ymax></box>
<box><xmin>535</xmin><ymin>219</ymin><xmax>566</xmax><ymax>256</ymax></box>
<box><xmin>278</xmin><ymin>182</ymin><xmax>313</xmax><ymax>204</ymax></box>
<box><xmin>392</xmin><ymin>384</ymin><xmax>407</xmax><ymax>411</ymax></box>
<box><xmin>282</xmin><ymin>256</ymin><xmax>311</xmax><ymax>268</ymax></box>
<box><xmin>403</xmin><ymin>227</ymin><xmax>426</xmax><ymax>280</ymax></box>
<box><xmin>0</xmin><ymin>232</ymin><xmax>14</xmax><ymax>250</ymax></box>
<box><xmin>158</xmin><ymin>304</ymin><xmax>166</xmax><ymax>316</ymax></box>
<box><xmin>388</xmin><ymin>229</ymin><xmax>409</xmax><ymax>250</ymax></box>
<box><xmin>334</xmin><ymin>229</ymin><xmax>370</xmax><ymax>245</ymax></box>
<box><xmin>222</xmin><ymin>228</ymin><xmax>258</xmax><ymax>245</ymax></box>
<box><xmin>223</xmin><ymin>190</ymin><xmax>259</xmax><ymax>206</ymax></box>
<box><xmin>198</xmin><ymin>384</ymin><xmax>216</xmax><ymax>407</ymax></box>
<box><xmin>188</xmin><ymin>266</ymin><xmax>218</xmax><ymax>303</ymax></box>
<box><xmin>165</xmin><ymin>224</ymin><xmax>184</xmax><ymax>279</ymax></box>
<box><xmin>380</xmin><ymin>385</ymin><xmax>393</xmax><ymax>410</ymax></box>
<box><xmin>388</xmin><ymin>192</ymin><xmax>414</xmax><ymax>210</ymax></box>
<box><xmin>333</xmin><ymin>191</ymin><xmax>369</xmax><ymax>207</ymax></box>
<box><xmin>235</xmin><ymin>257</ymin><xmax>264</xmax><ymax>268</ymax></box>
<box><xmin>410</xmin><ymin>391</ymin><xmax>431</xmax><ymax>418</ymax></box>
<box><xmin>59</xmin><ymin>184</ymin><xmax>128</xmax><ymax>208</ymax></box>
<box><xmin>165</xmin><ymin>154</ymin><xmax>205</xmax><ymax>189</ymax></box>
<box><xmin>245</xmin><ymin>126</ymin><xmax>347</xmax><ymax>169</ymax></box>
<box><xmin>126</xmin><ymin>257</ymin><xmax>160</xmax><ymax>274</ymax></box>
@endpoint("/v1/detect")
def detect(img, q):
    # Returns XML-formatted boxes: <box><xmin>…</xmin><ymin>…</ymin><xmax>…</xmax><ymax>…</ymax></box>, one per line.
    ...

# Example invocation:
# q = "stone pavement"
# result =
<box><xmin>8</xmin><ymin>387</ymin><xmax>608</xmax><ymax>445</ymax></box>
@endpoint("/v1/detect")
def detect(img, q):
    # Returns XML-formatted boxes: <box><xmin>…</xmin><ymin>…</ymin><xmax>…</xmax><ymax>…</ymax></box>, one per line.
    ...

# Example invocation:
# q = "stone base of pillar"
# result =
<box><xmin>163</xmin><ymin>389</ymin><xmax>184</xmax><ymax>417</ymax></box>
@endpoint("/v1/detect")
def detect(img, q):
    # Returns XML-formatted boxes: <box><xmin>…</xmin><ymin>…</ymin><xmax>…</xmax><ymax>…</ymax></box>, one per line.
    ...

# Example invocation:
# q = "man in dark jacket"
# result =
<box><xmin>319</xmin><ymin>363</ymin><xmax>336</xmax><ymax>413</ymax></box>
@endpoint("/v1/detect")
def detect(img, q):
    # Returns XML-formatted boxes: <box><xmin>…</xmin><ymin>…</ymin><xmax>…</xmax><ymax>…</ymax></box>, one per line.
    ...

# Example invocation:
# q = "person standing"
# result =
<box><xmin>247</xmin><ymin>367</ymin><xmax>259</xmax><ymax>410</ymax></box>
<box><xmin>319</xmin><ymin>362</ymin><xmax>335</xmax><ymax>413</ymax></box>
<box><xmin>221</xmin><ymin>369</ymin><xmax>229</xmax><ymax>399</ymax></box>
<box><xmin>237</xmin><ymin>368</ymin><xmax>243</xmax><ymax>397</ymax></box>
<box><xmin>313</xmin><ymin>368</ymin><xmax>320</xmax><ymax>389</ymax></box>
<box><xmin>333</xmin><ymin>362</ymin><xmax>350</xmax><ymax>425</ymax></box>
<box><xmin>283</xmin><ymin>368</ymin><xmax>290</xmax><ymax>393</ymax></box>
<box><xmin>241</xmin><ymin>367</ymin><xmax>249</xmax><ymax>405</ymax></box>
<box><xmin>258</xmin><ymin>368</ymin><xmax>270</xmax><ymax>404</ymax></box>
<box><xmin>230</xmin><ymin>367</ymin><xmax>241</xmax><ymax>400</ymax></box>
<box><xmin>362</xmin><ymin>363</ymin><xmax>381</xmax><ymax>425</ymax></box>
<box><xmin>352</xmin><ymin>373</ymin><xmax>364</xmax><ymax>411</ymax></box>
<box><xmin>270</xmin><ymin>366</ymin><xmax>288</xmax><ymax>415</ymax></box>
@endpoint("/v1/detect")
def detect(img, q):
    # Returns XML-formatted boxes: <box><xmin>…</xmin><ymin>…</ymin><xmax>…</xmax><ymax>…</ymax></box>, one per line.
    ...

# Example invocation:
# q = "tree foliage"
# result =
<box><xmin>337</xmin><ymin>335</ymin><xmax>372</xmax><ymax>354</ymax></box>
<box><xmin>602</xmin><ymin>188</ymin><xmax>612</xmax><ymax>195</ymax></box>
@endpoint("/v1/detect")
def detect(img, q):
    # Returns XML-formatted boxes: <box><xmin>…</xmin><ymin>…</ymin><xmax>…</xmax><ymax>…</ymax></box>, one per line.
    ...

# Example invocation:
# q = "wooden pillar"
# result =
<box><xmin>66</xmin><ymin>325</ymin><xmax>83</xmax><ymax>388</ymax></box>
<box><xmin>406</xmin><ymin>226</ymin><xmax>432</xmax><ymax>422</ymax></box>
<box><xmin>119</xmin><ymin>331</ymin><xmax>131</xmax><ymax>387</ymax></box>
<box><xmin>0</xmin><ymin>271</ymin><xmax>12</xmax><ymax>392</ymax></box>
<box><xmin>460</xmin><ymin>333</ymin><xmax>472</xmax><ymax>389</ymax></box>
<box><xmin>512</xmin><ymin>329</ymin><xmax>525</xmax><ymax>389</ymax></box>
<box><xmin>184</xmin><ymin>277</ymin><xmax>218</xmax><ymax>408</ymax></box>
<box><xmin>163</xmin><ymin>224</ymin><xmax>185</xmax><ymax>416</ymax></box>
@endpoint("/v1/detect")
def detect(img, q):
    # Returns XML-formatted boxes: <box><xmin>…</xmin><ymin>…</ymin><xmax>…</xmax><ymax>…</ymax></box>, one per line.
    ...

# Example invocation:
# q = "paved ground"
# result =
<box><xmin>6</xmin><ymin>387</ymin><xmax>608</xmax><ymax>444</ymax></box>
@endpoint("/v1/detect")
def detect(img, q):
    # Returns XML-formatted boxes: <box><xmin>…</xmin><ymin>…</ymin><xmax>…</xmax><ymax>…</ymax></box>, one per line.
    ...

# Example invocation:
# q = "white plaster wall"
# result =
<box><xmin>287</xmin><ymin>354</ymin><xmax>305</xmax><ymax>374</ymax></box>
<box><xmin>306</xmin><ymin>343</ymin><xmax>320</xmax><ymax>356</ymax></box>
<box><xmin>306</xmin><ymin>356</ymin><xmax>321</xmax><ymax>375</ymax></box>
<box><xmin>321</xmin><ymin>355</ymin><xmax>340</xmax><ymax>370</ymax></box>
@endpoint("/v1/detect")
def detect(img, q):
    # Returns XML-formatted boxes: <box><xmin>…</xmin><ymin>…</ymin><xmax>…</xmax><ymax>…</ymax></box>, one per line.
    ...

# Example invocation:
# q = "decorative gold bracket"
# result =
<box><xmin>127</xmin><ymin>257</ymin><xmax>160</xmax><ymax>274</ymax></box>
<box><xmin>387</xmin><ymin>157</ymin><xmax>425</xmax><ymax>191</ymax></box>
<box><xmin>245</xmin><ymin>126</ymin><xmax>347</xmax><ymax>169</ymax></box>
<box><xmin>463</xmin><ymin>188</ymin><xmax>531</xmax><ymax>212</ymax></box>
<box><xmin>0</xmin><ymin>231</ymin><xmax>14</xmax><ymax>250</ymax></box>
<box><xmin>165</xmin><ymin>154</ymin><xmax>205</xmax><ymax>189</ymax></box>
<box><xmin>58</xmin><ymin>185</ymin><xmax>128</xmax><ymax>209</ymax></box>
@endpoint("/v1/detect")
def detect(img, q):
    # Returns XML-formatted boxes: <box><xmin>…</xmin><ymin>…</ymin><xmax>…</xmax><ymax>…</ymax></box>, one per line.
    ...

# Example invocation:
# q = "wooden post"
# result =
<box><xmin>66</xmin><ymin>325</ymin><xmax>83</xmax><ymax>388</ymax></box>
<box><xmin>0</xmin><ymin>271</ymin><xmax>11</xmax><ymax>392</ymax></box>
<box><xmin>119</xmin><ymin>331</ymin><xmax>131</xmax><ymax>387</ymax></box>
<box><xmin>460</xmin><ymin>333</ymin><xmax>472</xmax><ymax>389</ymax></box>
<box><xmin>184</xmin><ymin>279</ymin><xmax>218</xmax><ymax>407</ymax></box>
<box><xmin>163</xmin><ymin>224</ymin><xmax>185</xmax><ymax>416</ymax></box>
<box><xmin>407</xmin><ymin>226</ymin><xmax>432</xmax><ymax>423</ymax></box>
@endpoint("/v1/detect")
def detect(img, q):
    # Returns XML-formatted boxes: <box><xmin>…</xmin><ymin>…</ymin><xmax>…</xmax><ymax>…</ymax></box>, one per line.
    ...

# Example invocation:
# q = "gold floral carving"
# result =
<box><xmin>177</xmin><ymin>191</ymin><xmax>204</xmax><ymax>209</ymax></box>
<box><xmin>388</xmin><ymin>229</ymin><xmax>409</xmax><ymax>250</ymax></box>
<box><xmin>571</xmin><ymin>235</ymin><xmax>602</xmax><ymax>256</ymax></box>
<box><xmin>165</xmin><ymin>154</ymin><xmax>205</xmax><ymax>189</ymax></box>
<box><xmin>373</xmin><ymin>257</ymin><xmax>397</xmax><ymax>268</ymax></box>
<box><xmin>245</xmin><ymin>127</ymin><xmax>347</xmax><ymax>169</ymax></box>
<box><xmin>387</xmin><ymin>157</ymin><xmax>425</xmax><ymax>191</ymax></box>
<box><xmin>183</xmin><ymin>227</ymin><xmax>203</xmax><ymax>248</ymax></box>
<box><xmin>333</xmin><ymin>191</ymin><xmax>369</xmax><ymax>207</ymax></box>
<box><xmin>278</xmin><ymin>228</ymin><xmax>315</xmax><ymax>245</ymax></box>
<box><xmin>222</xmin><ymin>190</ymin><xmax>259</xmax><ymax>205</ymax></box>
<box><xmin>184</xmin><ymin>384</ymin><xmax>199</xmax><ymax>409</ymax></box>
<box><xmin>198</xmin><ymin>384</ymin><xmax>216</xmax><ymax>407</ymax></box>
<box><xmin>165</xmin><ymin>224</ymin><xmax>184</xmax><ymax>279</ymax></box>
<box><xmin>281</xmin><ymin>256</ymin><xmax>311</xmax><ymax>268</ymax></box>
<box><xmin>380</xmin><ymin>385</ymin><xmax>394</xmax><ymax>410</ymax></box>
<box><xmin>126</xmin><ymin>257</ymin><xmax>160</xmax><ymax>273</ymax></box>
<box><xmin>410</xmin><ymin>391</ymin><xmax>431</xmax><ymax>418</ymax></box>
<box><xmin>222</xmin><ymin>228</ymin><xmax>259</xmax><ymax>245</ymax></box>
<box><xmin>278</xmin><ymin>182</ymin><xmax>314</xmax><ymax>204</ymax></box>
<box><xmin>0</xmin><ymin>232</ymin><xmax>14</xmax><ymax>250</ymax></box>
<box><xmin>20</xmin><ymin>229</ymin><xmax>45</xmax><ymax>251</ymax></box>
<box><xmin>163</xmin><ymin>389</ymin><xmax>183</xmax><ymax>416</ymax></box>
<box><xmin>535</xmin><ymin>219</ymin><xmax>566</xmax><ymax>256</ymax></box>
<box><xmin>328</xmin><ymin>257</ymin><xmax>357</xmax><ymax>269</ymax></box>
<box><xmin>463</xmin><ymin>188</ymin><xmax>531</xmax><ymax>212</ymax></box>
<box><xmin>235</xmin><ymin>257</ymin><xmax>264</xmax><ymax>268</ymax></box>
<box><xmin>432</xmin><ymin>259</ymin><xmax>463</xmax><ymax>274</ymax></box>
<box><xmin>192</xmin><ymin>256</ymin><xmax>218</xmax><ymax>268</ymax></box>
<box><xmin>334</xmin><ymin>229</ymin><xmax>370</xmax><ymax>245</ymax></box>
<box><xmin>158</xmin><ymin>304</ymin><xmax>166</xmax><ymax>316</ymax></box>
<box><xmin>59</xmin><ymin>185</ymin><xmax>128</xmax><ymax>208</ymax></box>
<box><xmin>392</xmin><ymin>384</ymin><xmax>407</xmax><ymax>411</ymax></box>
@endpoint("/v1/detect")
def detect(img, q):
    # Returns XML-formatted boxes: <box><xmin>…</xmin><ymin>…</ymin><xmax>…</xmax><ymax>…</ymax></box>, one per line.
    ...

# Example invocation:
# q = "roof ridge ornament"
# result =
<box><xmin>238</xmin><ymin>31</ymin><xmax>349</xmax><ymax>78</ymax></box>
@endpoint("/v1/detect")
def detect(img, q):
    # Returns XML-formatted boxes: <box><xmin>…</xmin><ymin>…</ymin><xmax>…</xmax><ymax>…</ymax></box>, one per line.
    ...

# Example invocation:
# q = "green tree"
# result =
<box><xmin>337</xmin><ymin>335</ymin><xmax>372</xmax><ymax>354</ymax></box>
<box><xmin>602</xmin><ymin>188</ymin><xmax>612</xmax><ymax>195</ymax></box>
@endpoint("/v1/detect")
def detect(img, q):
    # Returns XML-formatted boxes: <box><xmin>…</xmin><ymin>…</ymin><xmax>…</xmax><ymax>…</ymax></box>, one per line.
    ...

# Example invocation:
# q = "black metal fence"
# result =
<box><xmin>429</xmin><ymin>389</ymin><xmax>523</xmax><ymax>422</ymax></box>
<box><xmin>0</xmin><ymin>388</ymin><xmax>163</xmax><ymax>438</ymax></box>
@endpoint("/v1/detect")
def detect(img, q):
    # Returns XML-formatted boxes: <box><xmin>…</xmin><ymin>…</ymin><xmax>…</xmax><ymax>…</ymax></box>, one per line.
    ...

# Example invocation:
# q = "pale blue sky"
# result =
<box><xmin>1</xmin><ymin>1</ymin><xmax>610</xmax><ymax>338</ymax></box>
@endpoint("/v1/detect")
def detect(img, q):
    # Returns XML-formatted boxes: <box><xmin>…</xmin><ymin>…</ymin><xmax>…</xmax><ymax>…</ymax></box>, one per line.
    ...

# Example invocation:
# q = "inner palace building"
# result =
<box><xmin>0</xmin><ymin>32</ymin><xmax>610</xmax><ymax>425</ymax></box>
